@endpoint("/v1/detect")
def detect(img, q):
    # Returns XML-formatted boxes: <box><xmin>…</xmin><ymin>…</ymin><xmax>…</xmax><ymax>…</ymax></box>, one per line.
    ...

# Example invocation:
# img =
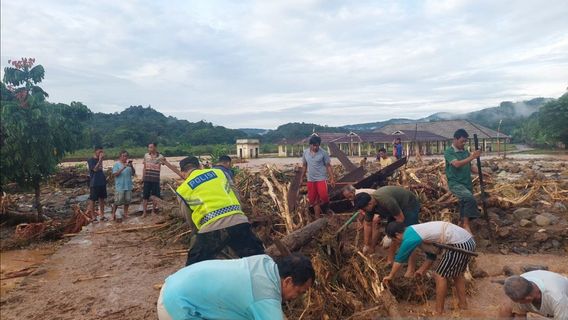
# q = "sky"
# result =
<box><xmin>1</xmin><ymin>0</ymin><xmax>567</xmax><ymax>129</ymax></box>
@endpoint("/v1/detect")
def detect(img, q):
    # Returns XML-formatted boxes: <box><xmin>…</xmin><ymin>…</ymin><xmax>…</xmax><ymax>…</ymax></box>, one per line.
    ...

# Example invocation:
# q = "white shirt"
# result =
<box><xmin>411</xmin><ymin>221</ymin><xmax>472</xmax><ymax>244</ymax></box>
<box><xmin>521</xmin><ymin>270</ymin><xmax>568</xmax><ymax>319</ymax></box>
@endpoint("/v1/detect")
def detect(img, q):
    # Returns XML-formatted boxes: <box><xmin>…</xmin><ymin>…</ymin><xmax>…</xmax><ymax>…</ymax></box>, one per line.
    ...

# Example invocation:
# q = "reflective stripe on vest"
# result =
<box><xmin>176</xmin><ymin>168</ymin><xmax>243</xmax><ymax>230</ymax></box>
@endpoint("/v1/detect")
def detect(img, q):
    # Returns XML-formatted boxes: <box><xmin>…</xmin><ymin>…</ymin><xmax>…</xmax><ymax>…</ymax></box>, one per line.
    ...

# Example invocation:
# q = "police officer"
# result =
<box><xmin>176</xmin><ymin>156</ymin><xmax>264</xmax><ymax>266</ymax></box>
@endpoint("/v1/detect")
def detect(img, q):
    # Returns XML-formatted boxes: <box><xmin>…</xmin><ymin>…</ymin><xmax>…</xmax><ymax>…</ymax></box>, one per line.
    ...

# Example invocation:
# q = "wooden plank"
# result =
<box><xmin>353</xmin><ymin>156</ymin><xmax>407</xmax><ymax>189</ymax></box>
<box><xmin>286</xmin><ymin>168</ymin><xmax>304</xmax><ymax>212</ymax></box>
<box><xmin>329</xmin><ymin>166</ymin><xmax>366</xmax><ymax>196</ymax></box>
<box><xmin>329</xmin><ymin>199</ymin><xmax>355</xmax><ymax>213</ymax></box>
<box><xmin>328</xmin><ymin>142</ymin><xmax>358</xmax><ymax>172</ymax></box>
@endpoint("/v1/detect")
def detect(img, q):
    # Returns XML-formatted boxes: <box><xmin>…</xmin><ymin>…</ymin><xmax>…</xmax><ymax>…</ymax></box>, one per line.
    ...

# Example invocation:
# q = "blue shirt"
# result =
<box><xmin>162</xmin><ymin>255</ymin><xmax>284</xmax><ymax>320</ymax></box>
<box><xmin>302</xmin><ymin>148</ymin><xmax>331</xmax><ymax>182</ymax></box>
<box><xmin>394</xmin><ymin>143</ymin><xmax>403</xmax><ymax>158</ymax></box>
<box><xmin>112</xmin><ymin>162</ymin><xmax>133</xmax><ymax>191</ymax></box>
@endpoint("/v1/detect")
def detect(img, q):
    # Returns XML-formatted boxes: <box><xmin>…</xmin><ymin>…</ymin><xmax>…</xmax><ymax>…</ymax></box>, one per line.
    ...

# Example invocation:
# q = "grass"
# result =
<box><xmin>64</xmin><ymin>144</ymin><xmax>279</xmax><ymax>161</ymax></box>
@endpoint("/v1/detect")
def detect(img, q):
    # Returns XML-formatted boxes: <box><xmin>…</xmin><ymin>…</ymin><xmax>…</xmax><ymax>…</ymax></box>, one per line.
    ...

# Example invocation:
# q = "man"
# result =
<box><xmin>301</xmin><ymin>135</ymin><xmax>335</xmax><ymax>218</ymax></box>
<box><xmin>212</xmin><ymin>155</ymin><xmax>234</xmax><ymax>183</ymax></box>
<box><xmin>354</xmin><ymin>186</ymin><xmax>420</xmax><ymax>274</ymax></box>
<box><xmin>142</xmin><ymin>142</ymin><xmax>184</xmax><ymax>216</ymax></box>
<box><xmin>383</xmin><ymin>221</ymin><xmax>475</xmax><ymax>315</ymax></box>
<box><xmin>341</xmin><ymin>185</ymin><xmax>378</xmax><ymax>236</ymax></box>
<box><xmin>499</xmin><ymin>270</ymin><xmax>568</xmax><ymax>319</ymax></box>
<box><xmin>444</xmin><ymin>129</ymin><xmax>482</xmax><ymax>234</ymax></box>
<box><xmin>87</xmin><ymin>146</ymin><xmax>107</xmax><ymax>222</ymax></box>
<box><xmin>111</xmin><ymin>150</ymin><xmax>135</xmax><ymax>222</ymax></box>
<box><xmin>157</xmin><ymin>254</ymin><xmax>314</xmax><ymax>320</ymax></box>
<box><xmin>377</xmin><ymin>148</ymin><xmax>393</xmax><ymax>168</ymax></box>
<box><xmin>176</xmin><ymin>156</ymin><xmax>264</xmax><ymax>266</ymax></box>
<box><xmin>393</xmin><ymin>138</ymin><xmax>403</xmax><ymax>160</ymax></box>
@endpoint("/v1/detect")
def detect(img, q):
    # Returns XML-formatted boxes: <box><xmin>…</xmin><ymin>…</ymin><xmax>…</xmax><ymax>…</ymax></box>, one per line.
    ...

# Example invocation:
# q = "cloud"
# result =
<box><xmin>1</xmin><ymin>0</ymin><xmax>567</xmax><ymax>129</ymax></box>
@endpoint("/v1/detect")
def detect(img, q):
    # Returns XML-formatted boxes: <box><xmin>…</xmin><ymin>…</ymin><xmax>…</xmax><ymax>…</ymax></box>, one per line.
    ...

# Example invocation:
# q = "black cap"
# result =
<box><xmin>179</xmin><ymin>156</ymin><xmax>200</xmax><ymax>171</ymax></box>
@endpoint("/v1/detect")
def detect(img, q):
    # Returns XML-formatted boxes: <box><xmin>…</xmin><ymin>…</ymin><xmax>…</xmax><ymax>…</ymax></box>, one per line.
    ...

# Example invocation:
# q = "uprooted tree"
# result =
<box><xmin>1</xmin><ymin>58</ymin><xmax>92</xmax><ymax>216</ymax></box>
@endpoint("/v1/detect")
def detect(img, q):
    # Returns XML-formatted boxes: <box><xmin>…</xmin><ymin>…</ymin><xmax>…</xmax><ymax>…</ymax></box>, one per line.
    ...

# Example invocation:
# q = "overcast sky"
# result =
<box><xmin>2</xmin><ymin>0</ymin><xmax>567</xmax><ymax>129</ymax></box>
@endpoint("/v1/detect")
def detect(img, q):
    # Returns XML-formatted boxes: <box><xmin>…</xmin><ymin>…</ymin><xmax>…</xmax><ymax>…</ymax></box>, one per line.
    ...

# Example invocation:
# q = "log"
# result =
<box><xmin>266</xmin><ymin>218</ymin><xmax>328</xmax><ymax>256</ymax></box>
<box><xmin>328</xmin><ymin>142</ymin><xmax>358</xmax><ymax>172</ymax></box>
<box><xmin>0</xmin><ymin>210</ymin><xmax>45</xmax><ymax>225</ymax></box>
<box><xmin>286</xmin><ymin>168</ymin><xmax>304</xmax><ymax>212</ymax></box>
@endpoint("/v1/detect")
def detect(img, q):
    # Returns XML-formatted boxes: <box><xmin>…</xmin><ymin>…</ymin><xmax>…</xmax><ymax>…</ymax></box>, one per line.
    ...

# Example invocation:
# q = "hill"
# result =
<box><xmin>88</xmin><ymin>106</ymin><xmax>248</xmax><ymax>148</ymax></box>
<box><xmin>342</xmin><ymin>97</ymin><xmax>550</xmax><ymax>134</ymax></box>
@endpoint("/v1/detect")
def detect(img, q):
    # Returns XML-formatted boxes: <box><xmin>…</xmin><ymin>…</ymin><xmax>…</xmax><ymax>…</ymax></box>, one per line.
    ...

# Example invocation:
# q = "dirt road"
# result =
<box><xmin>0</xmin><ymin>215</ymin><xmax>185</xmax><ymax>320</ymax></box>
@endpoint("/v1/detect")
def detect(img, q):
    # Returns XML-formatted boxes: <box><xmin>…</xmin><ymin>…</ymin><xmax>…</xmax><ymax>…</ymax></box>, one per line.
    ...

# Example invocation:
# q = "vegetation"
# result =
<box><xmin>87</xmin><ymin>106</ymin><xmax>248</xmax><ymax>148</ymax></box>
<box><xmin>262</xmin><ymin>122</ymin><xmax>347</xmax><ymax>143</ymax></box>
<box><xmin>513</xmin><ymin>93</ymin><xmax>568</xmax><ymax>147</ymax></box>
<box><xmin>1</xmin><ymin>58</ymin><xmax>91</xmax><ymax>214</ymax></box>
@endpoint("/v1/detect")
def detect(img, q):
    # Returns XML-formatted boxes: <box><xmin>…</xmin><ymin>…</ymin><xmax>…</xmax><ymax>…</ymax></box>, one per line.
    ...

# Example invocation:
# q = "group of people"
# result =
<box><xmin>87</xmin><ymin>129</ymin><xmax>567</xmax><ymax>319</ymax></box>
<box><xmin>341</xmin><ymin>128</ymin><xmax>567</xmax><ymax>317</ymax></box>
<box><xmin>86</xmin><ymin>142</ymin><xmax>182</xmax><ymax>222</ymax></box>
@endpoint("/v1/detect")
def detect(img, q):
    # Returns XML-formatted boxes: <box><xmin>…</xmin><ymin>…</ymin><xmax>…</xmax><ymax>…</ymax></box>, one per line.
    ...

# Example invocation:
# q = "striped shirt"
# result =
<box><xmin>143</xmin><ymin>153</ymin><xmax>164</xmax><ymax>182</ymax></box>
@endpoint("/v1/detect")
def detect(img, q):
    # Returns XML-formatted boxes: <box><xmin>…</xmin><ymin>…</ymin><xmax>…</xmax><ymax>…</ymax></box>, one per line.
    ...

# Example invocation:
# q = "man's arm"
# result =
<box><xmin>162</xmin><ymin>159</ymin><xmax>185</xmax><ymax>179</ymax></box>
<box><xmin>248</xmin><ymin>299</ymin><xmax>285</xmax><ymax>320</ymax></box>
<box><xmin>326</xmin><ymin>164</ymin><xmax>335</xmax><ymax>187</ymax></box>
<box><xmin>113</xmin><ymin>164</ymin><xmax>127</xmax><ymax>177</ymax></box>
<box><xmin>498</xmin><ymin>299</ymin><xmax>526</xmax><ymax>319</ymax></box>
<box><xmin>450</xmin><ymin>149</ymin><xmax>481</xmax><ymax>168</ymax></box>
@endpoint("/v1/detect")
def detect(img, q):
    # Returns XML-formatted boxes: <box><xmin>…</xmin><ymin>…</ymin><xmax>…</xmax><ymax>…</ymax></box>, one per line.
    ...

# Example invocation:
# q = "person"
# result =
<box><xmin>444</xmin><ymin>129</ymin><xmax>483</xmax><ymax>234</ymax></box>
<box><xmin>176</xmin><ymin>156</ymin><xmax>264</xmax><ymax>266</ymax></box>
<box><xmin>377</xmin><ymin>148</ymin><xmax>393</xmax><ymax>168</ymax></box>
<box><xmin>157</xmin><ymin>253</ymin><xmax>314</xmax><ymax>320</ymax></box>
<box><xmin>341</xmin><ymin>185</ymin><xmax>378</xmax><ymax>233</ymax></box>
<box><xmin>212</xmin><ymin>155</ymin><xmax>234</xmax><ymax>183</ymax></box>
<box><xmin>87</xmin><ymin>146</ymin><xmax>107</xmax><ymax>222</ymax></box>
<box><xmin>354</xmin><ymin>186</ymin><xmax>420</xmax><ymax>274</ymax></box>
<box><xmin>142</xmin><ymin>142</ymin><xmax>184</xmax><ymax>216</ymax></box>
<box><xmin>383</xmin><ymin>221</ymin><xmax>476</xmax><ymax>315</ymax></box>
<box><xmin>301</xmin><ymin>135</ymin><xmax>335</xmax><ymax>218</ymax></box>
<box><xmin>393</xmin><ymin>138</ymin><xmax>403</xmax><ymax>160</ymax></box>
<box><xmin>499</xmin><ymin>270</ymin><xmax>568</xmax><ymax>319</ymax></box>
<box><xmin>111</xmin><ymin>150</ymin><xmax>135</xmax><ymax>222</ymax></box>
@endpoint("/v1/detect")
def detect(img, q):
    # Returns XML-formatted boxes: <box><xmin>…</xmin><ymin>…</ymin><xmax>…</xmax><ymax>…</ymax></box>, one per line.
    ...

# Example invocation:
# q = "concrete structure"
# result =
<box><xmin>236</xmin><ymin>139</ymin><xmax>260</xmax><ymax>159</ymax></box>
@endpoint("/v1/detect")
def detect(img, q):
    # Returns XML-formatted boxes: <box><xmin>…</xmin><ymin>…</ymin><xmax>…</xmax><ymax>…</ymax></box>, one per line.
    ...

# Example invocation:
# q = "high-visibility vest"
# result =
<box><xmin>176</xmin><ymin>168</ymin><xmax>243</xmax><ymax>230</ymax></box>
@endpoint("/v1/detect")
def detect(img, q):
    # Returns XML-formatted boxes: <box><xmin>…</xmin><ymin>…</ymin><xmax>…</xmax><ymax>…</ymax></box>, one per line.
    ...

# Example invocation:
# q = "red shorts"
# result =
<box><xmin>306</xmin><ymin>180</ymin><xmax>329</xmax><ymax>206</ymax></box>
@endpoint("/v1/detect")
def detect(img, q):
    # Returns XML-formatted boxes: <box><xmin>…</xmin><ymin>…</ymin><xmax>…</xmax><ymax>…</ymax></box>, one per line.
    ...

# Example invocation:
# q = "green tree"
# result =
<box><xmin>538</xmin><ymin>93</ymin><xmax>568</xmax><ymax>147</ymax></box>
<box><xmin>1</xmin><ymin>58</ymin><xmax>92</xmax><ymax>215</ymax></box>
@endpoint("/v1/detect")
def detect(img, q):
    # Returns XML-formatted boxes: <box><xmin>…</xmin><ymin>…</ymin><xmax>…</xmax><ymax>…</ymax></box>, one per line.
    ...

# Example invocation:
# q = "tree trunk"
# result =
<box><xmin>34</xmin><ymin>181</ymin><xmax>42</xmax><ymax>217</ymax></box>
<box><xmin>266</xmin><ymin>218</ymin><xmax>328</xmax><ymax>256</ymax></box>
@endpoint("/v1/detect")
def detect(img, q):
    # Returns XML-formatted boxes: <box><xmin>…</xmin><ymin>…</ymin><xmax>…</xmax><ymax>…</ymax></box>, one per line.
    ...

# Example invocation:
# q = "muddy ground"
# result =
<box><xmin>1</xmin><ymin>155</ymin><xmax>567</xmax><ymax>319</ymax></box>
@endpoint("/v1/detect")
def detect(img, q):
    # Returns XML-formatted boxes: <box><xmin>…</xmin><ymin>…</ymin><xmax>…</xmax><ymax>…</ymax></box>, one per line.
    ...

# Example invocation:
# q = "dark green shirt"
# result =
<box><xmin>444</xmin><ymin>145</ymin><xmax>473</xmax><ymax>190</ymax></box>
<box><xmin>371</xmin><ymin>186</ymin><xmax>419</xmax><ymax>217</ymax></box>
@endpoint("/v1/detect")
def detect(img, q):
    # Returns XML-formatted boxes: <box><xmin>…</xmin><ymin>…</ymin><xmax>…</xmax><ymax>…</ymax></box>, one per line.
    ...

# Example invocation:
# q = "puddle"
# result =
<box><xmin>0</xmin><ymin>247</ymin><xmax>55</xmax><ymax>296</ymax></box>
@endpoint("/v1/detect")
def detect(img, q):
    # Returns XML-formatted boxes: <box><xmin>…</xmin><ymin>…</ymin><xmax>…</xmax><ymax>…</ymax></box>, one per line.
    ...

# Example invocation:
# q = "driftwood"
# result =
<box><xmin>328</xmin><ymin>142</ymin><xmax>358</xmax><ymax>172</ymax></box>
<box><xmin>72</xmin><ymin>274</ymin><xmax>111</xmax><ymax>283</ymax></box>
<box><xmin>266</xmin><ymin>218</ymin><xmax>328</xmax><ymax>256</ymax></box>
<box><xmin>94</xmin><ymin>223</ymin><xmax>168</xmax><ymax>234</ymax></box>
<box><xmin>0</xmin><ymin>266</ymin><xmax>38</xmax><ymax>280</ymax></box>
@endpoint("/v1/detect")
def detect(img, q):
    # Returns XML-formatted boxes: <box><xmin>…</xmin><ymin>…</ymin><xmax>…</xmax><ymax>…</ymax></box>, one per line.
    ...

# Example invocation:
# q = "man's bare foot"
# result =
<box><xmin>404</xmin><ymin>270</ymin><xmax>414</xmax><ymax>278</ymax></box>
<box><xmin>458</xmin><ymin>302</ymin><xmax>468</xmax><ymax>310</ymax></box>
<box><xmin>141</xmin><ymin>212</ymin><xmax>147</xmax><ymax>218</ymax></box>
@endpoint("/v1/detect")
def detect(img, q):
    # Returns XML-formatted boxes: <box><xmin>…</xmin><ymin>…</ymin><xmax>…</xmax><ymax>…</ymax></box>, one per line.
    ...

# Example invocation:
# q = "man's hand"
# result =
<box><xmin>362</xmin><ymin>245</ymin><xmax>373</xmax><ymax>255</ymax></box>
<box><xmin>382</xmin><ymin>275</ymin><xmax>393</xmax><ymax>284</ymax></box>
<box><xmin>414</xmin><ymin>270</ymin><xmax>424</xmax><ymax>278</ymax></box>
<box><xmin>329</xmin><ymin>178</ymin><xmax>336</xmax><ymax>188</ymax></box>
<box><xmin>470</xmin><ymin>149</ymin><xmax>481</xmax><ymax>159</ymax></box>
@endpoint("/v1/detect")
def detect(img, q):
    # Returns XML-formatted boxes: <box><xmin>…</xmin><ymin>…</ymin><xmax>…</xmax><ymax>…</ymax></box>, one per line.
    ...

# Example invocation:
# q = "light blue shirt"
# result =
<box><xmin>112</xmin><ymin>162</ymin><xmax>133</xmax><ymax>191</ymax></box>
<box><xmin>302</xmin><ymin>148</ymin><xmax>331</xmax><ymax>182</ymax></box>
<box><xmin>162</xmin><ymin>255</ymin><xmax>284</xmax><ymax>320</ymax></box>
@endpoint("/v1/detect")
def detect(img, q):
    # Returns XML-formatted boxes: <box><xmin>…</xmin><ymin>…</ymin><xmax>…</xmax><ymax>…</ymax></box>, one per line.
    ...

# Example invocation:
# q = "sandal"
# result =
<box><xmin>100</xmin><ymin>216</ymin><xmax>109</xmax><ymax>222</ymax></box>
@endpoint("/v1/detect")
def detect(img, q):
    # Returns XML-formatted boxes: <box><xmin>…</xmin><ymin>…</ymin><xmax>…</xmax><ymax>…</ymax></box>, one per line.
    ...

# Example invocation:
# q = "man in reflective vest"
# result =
<box><xmin>176</xmin><ymin>156</ymin><xmax>264</xmax><ymax>266</ymax></box>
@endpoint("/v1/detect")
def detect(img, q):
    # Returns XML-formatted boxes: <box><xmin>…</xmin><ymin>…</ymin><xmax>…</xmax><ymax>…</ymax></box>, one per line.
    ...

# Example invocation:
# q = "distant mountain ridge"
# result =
<box><xmin>342</xmin><ymin>97</ymin><xmax>550</xmax><ymax>132</ymax></box>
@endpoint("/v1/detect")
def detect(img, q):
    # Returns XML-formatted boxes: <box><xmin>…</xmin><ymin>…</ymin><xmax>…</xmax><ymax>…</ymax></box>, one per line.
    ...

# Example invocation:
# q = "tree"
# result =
<box><xmin>1</xmin><ymin>58</ymin><xmax>92</xmax><ymax>216</ymax></box>
<box><xmin>538</xmin><ymin>93</ymin><xmax>568</xmax><ymax>147</ymax></box>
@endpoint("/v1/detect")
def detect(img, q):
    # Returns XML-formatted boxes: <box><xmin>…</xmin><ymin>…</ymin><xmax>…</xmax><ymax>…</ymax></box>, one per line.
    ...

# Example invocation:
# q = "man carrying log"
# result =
<box><xmin>499</xmin><ymin>270</ymin><xmax>568</xmax><ymax>319</ymax></box>
<box><xmin>354</xmin><ymin>186</ymin><xmax>420</xmax><ymax>274</ymax></box>
<box><xmin>157</xmin><ymin>253</ymin><xmax>314</xmax><ymax>320</ymax></box>
<box><xmin>176</xmin><ymin>156</ymin><xmax>264</xmax><ymax>266</ymax></box>
<box><xmin>444</xmin><ymin>129</ymin><xmax>483</xmax><ymax>234</ymax></box>
<box><xmin>301</xmin><ymin>135</ymin><xmax>335</xmax><ymax>218</ymax></box>
<box><xmin>383</xmin><ymin>221</ymin><xmax>476</xmax><ymax>315</ymax></box>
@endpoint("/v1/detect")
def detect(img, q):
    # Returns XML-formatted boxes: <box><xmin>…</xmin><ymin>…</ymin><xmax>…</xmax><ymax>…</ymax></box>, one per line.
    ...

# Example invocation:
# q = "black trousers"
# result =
<box><xmin>185</xmin><ymin>222</ymin><xmax>265</xmax><ymax>266</ymax></box>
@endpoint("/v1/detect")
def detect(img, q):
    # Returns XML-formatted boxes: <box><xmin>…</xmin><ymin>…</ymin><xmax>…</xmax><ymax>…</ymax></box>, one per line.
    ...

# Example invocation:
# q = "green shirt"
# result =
<box><xmin>444</xmin><ymin>145</ymin><xmax>473</xmax><ymax>190</ymax></box>
<box><xmin>371</xmin><ymin>186</ymin><xmax>419</xmax><ymax>217</ymax></box>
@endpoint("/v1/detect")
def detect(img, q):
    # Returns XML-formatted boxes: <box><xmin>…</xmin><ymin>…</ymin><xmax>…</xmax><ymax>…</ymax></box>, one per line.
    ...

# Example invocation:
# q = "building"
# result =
<box><xmin>236</xmin><ymin>139</ymin><xmax>260</xmax><ymax>159</ymax></box>
<box><xmin>276</xmin><ymin>120</ymin><xmax>511</xmax><ymax>157</ymax></box>
<box><xmin>377</xmin><ymin>119</ymin><xmax>511</xmax><ymax>154</ymax></box>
